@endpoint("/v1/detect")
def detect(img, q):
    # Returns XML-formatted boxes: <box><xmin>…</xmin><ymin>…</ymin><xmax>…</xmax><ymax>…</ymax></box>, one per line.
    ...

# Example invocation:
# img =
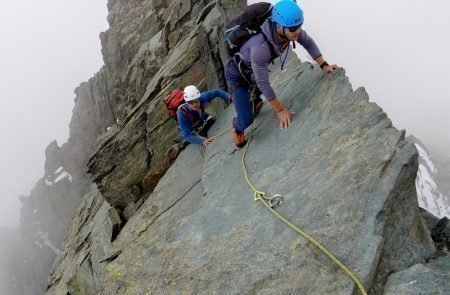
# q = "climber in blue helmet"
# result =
<box><xmin>225</xmin><ymin>0</ymin><xmax>338</xmax><ymax>147</ymax></box>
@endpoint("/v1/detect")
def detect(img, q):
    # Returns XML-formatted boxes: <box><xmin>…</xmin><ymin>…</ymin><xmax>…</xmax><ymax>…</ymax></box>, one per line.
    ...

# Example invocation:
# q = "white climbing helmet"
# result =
<box><xmin>183</xmin><ymin>85</ymin><xmax>201</xmax><ymax>102</ymax></box>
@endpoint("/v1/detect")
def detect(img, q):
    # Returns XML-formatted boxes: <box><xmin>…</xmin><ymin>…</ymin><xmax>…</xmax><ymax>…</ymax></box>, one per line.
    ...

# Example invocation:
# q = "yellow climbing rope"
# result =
<box><xmin>196</xmin><ymin>126</ymin><xmax>231</xmax><ymax>159</ymax></box>
<box><xmin>196</xmin><ymin>89</ymin><xmax>367</xmax><ymax>294</ymax></box>
<box><xmin>240</xmin><ymin>91</ymin><xmax>368</xmax><ymax>295</ymax></box>
<box><xmin>210</xmin><ymin>126</ymin><xmax>232</xmax><ymax>140</ymax></box>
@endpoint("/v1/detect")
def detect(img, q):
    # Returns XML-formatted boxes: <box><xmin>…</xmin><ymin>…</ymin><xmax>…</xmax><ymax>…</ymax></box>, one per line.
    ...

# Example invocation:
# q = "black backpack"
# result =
<box><xmin>224</xmin><ymin>2</ymin><xmax>273</xmax><ymax>56</ymax></box>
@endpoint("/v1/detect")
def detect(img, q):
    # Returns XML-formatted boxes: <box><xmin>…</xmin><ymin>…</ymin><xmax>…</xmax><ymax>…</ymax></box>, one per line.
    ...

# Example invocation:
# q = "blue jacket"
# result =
<box><xmin>177</xmin><ymin>89</ymin><xmax>230</xmax><ymax>145</ymax></box>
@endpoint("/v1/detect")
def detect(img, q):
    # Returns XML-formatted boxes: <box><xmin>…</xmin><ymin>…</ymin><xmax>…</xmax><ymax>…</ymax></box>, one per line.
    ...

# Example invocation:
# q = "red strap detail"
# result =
<box><xmin>179</xmin><ymin>104</ymin><xmax>202</xmax><ymax>125</ymax></box>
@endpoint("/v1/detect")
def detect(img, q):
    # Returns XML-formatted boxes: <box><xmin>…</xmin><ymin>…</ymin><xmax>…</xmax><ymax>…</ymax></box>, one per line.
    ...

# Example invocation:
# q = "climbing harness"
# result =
<box><xmin>233</xmin><ymin>55</ymin><xmax>254</xmax><ymax>85</ymax></box>
<box><xmin>240</xmin><ymin>88</ymin><xmax>368</xmax><ymax>295</ymax></box>
<box><xmin>240</xmin><ymin>90</ymin><xmax>284</xmax><ymax>208</ymax></box>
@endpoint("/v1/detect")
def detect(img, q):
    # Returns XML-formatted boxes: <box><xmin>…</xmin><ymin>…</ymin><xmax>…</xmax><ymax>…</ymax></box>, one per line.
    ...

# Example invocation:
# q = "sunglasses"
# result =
<box><xmin>286</xmin><ymin>24</ymin><xmax>302</xmax><ymax>32</ymax></box>
<box><xmin>187</xmin><ymin>99</ymin><xmax>200</xmax><ymax>105</ymax></box>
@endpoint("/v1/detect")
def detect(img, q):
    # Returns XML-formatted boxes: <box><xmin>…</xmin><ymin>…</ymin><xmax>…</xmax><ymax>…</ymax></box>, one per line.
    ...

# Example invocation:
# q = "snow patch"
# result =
<box><xmin>415</xmin><ymin>144</ymin><xmax>437</xmax><ymax>173</ymax></box>
<box><xmin>415</xmin><ymin>144</ymin><xmax>450</xmax><ymax>218</ymax></box>
<box><xmin>54</xmin><ymin>170</ymin><xmax>73</xmax><ymax>183</ymax></box>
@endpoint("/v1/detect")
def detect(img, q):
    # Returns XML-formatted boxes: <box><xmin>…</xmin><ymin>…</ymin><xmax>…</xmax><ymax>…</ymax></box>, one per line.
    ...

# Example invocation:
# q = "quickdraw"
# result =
<box><xmin>253</xmin><ymin>191</ymin><xmax>284</xmax><ymax>208</ymax></box>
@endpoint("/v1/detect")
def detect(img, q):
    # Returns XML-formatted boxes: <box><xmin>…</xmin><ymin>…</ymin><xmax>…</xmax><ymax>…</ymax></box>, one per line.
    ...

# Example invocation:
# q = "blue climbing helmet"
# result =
<box><xmin>271</xmin><ymin>0</ymin><xmax>304</xmax><ymax>28</ymax></box>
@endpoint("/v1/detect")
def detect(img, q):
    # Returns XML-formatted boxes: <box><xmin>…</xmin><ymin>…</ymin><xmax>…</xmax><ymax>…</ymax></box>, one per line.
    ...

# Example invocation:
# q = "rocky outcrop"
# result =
<box><xmin>13</xmin><ymin>1</ymin><xmax>245</xmax><ymax>294</ymax></box>
<box><xmin>420</xmin><ymin>208</ymin><xmax>450</xmax><ymax>254</ymax></box>
<box><xmin>15</xmin><ymin>67</ymin><xmax>117</xmax><ymax>294</ymax></box>
<box><xmin>383</xmin><ymin>209</ymin><xmax>449</xmax><ymax>294</ymax></box>
<box><xmin>87</xmin><ymin>0</ymin><xmax>240</xmax><ymax>215</ymax></box>
<box><xmin>99</xmin><ymin>0</ymin><xmax>244</xmax><ymax>122</ymax></box>
<box><xmin>10</xmin><ymin>0</ymin><xmax>448</xmax><ymax>294</ymax></box>
<box><xmin>47</xmin><ymin>42</ymin><xmax>441</xmax><ymax>294</ymax></box>
<box><xmin>383</xmin><ymin>209</ymin><xmax>450</xmax><ymax>294</ymax></box>
<box><xmin>44</xmin><ymin>0</ymin><xmax>450</xmax><ymax>293</ymax></box>
<box><xmin>384</xmin><ymin>256</ymin><xmax>450</xmax><ymax>294</ymax></box>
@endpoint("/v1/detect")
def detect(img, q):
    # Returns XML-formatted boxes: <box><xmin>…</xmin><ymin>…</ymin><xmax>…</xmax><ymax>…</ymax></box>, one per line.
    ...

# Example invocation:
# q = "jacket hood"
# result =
<box><xmin>261</xmin><ymin>19</ymin><xmax>282</xmax><ymax>57</ymax></box>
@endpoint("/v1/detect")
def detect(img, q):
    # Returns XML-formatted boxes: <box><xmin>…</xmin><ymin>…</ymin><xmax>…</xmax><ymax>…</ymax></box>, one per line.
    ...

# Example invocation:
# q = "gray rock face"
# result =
<box><xmin>387</xmin><ymin>207</ymin><xmax>450</xmax><ymax>295</ymax></box>
<box><xmin>384</xmin><ymin>256</ymin><xmax>450</xmax><ymax>294</ymax></box>
<box><xmin>420</xmin><ymin>208</ymin><xmax>450</xmax><ymax>253</ymax></box>
<box><xmin>99</xmin><ymin>0</ymin><xmax>246</xmax><ymax>122</ymax></box>
<box><xmin>47</xmin><ymin>52</ymin><xmax>439</xmax><ymax>293</ymax></box>
<box><xmin>12</xmin><ymin>1</ymin><xmax>247</xmax><ymax>294</ymax></box>
<box><xmin>88</xmin><ymin>0</ymin><xmax>239</xmax><ymax>210</ymax></box>
<box><xmin>5</xmin><ymin>0</ymin><xmax>442</xmax><ymax>293</ymax></box>
<box><xmin>14</xmin><ymin>65</ymin><xmax>117</xmax><ymax>294</ymax></box>
<box><xmin>109</xmin><ymin>58</ymin><xmax>436</xmax><ymax>294</ymax></box>
<box><xmin>44</xmin><ymin>140</ymin><xmax>62</xmax><ymax>176</ymax></box>
<box><xmin>46</xmin><ymin>185</ymin><xmax>114</xmax><ymax>294</ymax></box>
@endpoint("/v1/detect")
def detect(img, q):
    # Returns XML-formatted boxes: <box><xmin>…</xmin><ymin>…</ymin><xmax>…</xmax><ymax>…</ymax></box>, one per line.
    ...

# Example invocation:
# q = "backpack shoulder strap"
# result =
<box><xmin>178</xmin><ymin>103</ymin><xmax>190</xmax><ymax>118</ymax></box>
<box><xmin>178</xmin><ymin>103</ymin><xmax>200</xmax><ymax>125</ymax></box>
<box><xmin>261</xmin><ymin>31</ymin><xmax>277</xmax><ymax>58</ymax></box>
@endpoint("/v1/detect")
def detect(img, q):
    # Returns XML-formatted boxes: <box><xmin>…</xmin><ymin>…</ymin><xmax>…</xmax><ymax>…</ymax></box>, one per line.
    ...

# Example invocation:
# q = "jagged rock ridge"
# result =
<box><xmin>45</xmin><ymin>0</ymin><xmax>449</xmax><ymax>293</ymax></box>
<box><xmin>7</xmin><ymin>67</ymin><xmax>117</xmax><ymax>294</ymax></box>
<box><xmin>8</xmin><ymin>1</ymin><xmax>247</xmax><ymax>293</ymax></box>
<box><xmin>6</xmin><ymin>0</ymin><xmax>449</xmax><ymax>294</ymax></box>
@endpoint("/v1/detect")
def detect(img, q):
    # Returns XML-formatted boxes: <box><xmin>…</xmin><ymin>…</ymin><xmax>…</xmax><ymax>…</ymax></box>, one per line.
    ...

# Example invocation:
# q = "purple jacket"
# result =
<box><xmin>237</xmin><ymin>20</ymin><xmax>322</xmax><ymax>100</ymax></box>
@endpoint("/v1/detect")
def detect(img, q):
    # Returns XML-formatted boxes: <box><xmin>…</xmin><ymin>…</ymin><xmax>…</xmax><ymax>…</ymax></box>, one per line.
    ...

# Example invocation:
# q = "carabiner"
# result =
<box><xmin>268</xmin><ymin>194</ymin><xmax>283</xmax><ymax>208</ymax></box>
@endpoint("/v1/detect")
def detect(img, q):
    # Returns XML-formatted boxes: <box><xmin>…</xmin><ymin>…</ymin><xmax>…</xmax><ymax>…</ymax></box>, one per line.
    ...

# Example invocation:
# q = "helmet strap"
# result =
<box><xmin>281</xmin><ymin>27</ymin><xmax>289</xmax><ymax>40</ymax></box>
<box><xmin>274</xmin><ymin>24</ymin><xmax>289</xmax><ymax>42</ymax></box>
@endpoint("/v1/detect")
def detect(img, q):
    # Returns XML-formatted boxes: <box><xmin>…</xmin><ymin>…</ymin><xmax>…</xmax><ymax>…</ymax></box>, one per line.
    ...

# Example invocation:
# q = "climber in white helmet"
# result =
<box><xmin>177</xmin><ymin>85</ymin><xmax>231</xmax><ymax>147</ymax></box>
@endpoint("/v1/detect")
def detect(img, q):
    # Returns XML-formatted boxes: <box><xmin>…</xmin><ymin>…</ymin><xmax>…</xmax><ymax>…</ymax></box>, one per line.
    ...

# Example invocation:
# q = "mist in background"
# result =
<box><xmin>1</xmin><ymin>0</ymin><xmax>449</xmax><ymax>228</ymax></box>
<box><xmin>0</xmin><ymin>0</ymin><xmax>107</xmax><ymax>228</ymax></box>
<box><xmin>251</xmin><ymin>0</ymin><xmax>450</xmax><ymax>161</ymax></box>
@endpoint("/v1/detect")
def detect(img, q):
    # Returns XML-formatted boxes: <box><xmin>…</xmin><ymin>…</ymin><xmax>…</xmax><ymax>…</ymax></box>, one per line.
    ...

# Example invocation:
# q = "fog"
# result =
<box><xmin>0</xmin><ymin>0</ymin><xmax>448</xmax><ymax>292</ymax></box>
<box><xmin>251</xmin><ymin>0</ymin><xmax>450</xmax><ymax>160</ymax></box>
<box><xmin>0</xmin><ymin>0</ymin><xmax>107</xmax><ymax>228</ymax></box>
<box><xmin>1</xmin><ymin>0</ymin><xmax>449</xmax><ymax>229</ymax></box>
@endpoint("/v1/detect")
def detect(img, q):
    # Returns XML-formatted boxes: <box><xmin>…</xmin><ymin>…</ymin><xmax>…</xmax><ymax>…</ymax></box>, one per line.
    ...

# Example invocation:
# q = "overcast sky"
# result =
<box><xmin>0</xmin><ymin>0</ymin><xmax>107</xmax><ymax>227</ymax></box>
<box><xmin>1</xmin><ymin>0</ymin><xmax>449</xmax><ymax>228</ymax></box>
<box><xmin>252</xmin><ymin>0</ymin><xmax>450</xmax><ymax>157</ymax></box>
<box><xmin>302</xmin><ymin>0</ymin><xmax>450</xmax><ymax>160</ymax></box>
